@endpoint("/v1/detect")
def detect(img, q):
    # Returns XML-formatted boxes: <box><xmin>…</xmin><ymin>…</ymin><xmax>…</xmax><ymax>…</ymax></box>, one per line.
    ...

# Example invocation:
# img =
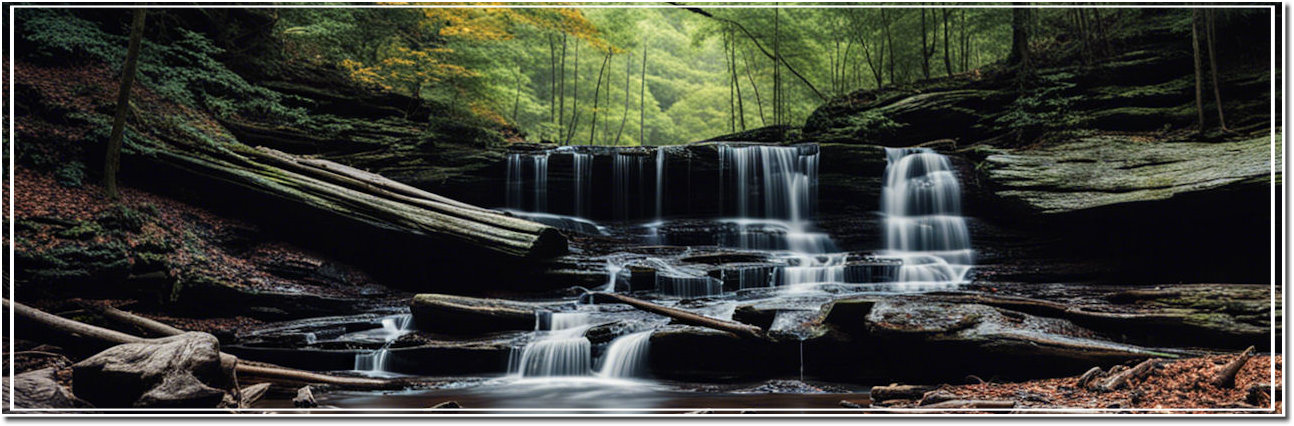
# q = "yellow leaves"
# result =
<box><xmin>340</xmin><ymin>45</ymin><xmax>478</xmax><ymax>94</ymax></box>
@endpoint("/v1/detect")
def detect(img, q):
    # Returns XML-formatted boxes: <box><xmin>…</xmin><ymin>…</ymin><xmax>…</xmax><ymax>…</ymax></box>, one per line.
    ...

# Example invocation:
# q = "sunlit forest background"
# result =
<box><xmin>274</xmin><ymin>6</ymin><xmax>1014</xmax><ymax>145</ymax></box>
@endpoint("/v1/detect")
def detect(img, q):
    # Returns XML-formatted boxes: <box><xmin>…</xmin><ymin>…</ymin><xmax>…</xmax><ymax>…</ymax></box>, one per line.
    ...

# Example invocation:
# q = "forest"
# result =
<box><xmin>276</xmin><ymin>6</ymin><xmax>1015</xmax><ymax>145</ymax></box>
<box><xmin>3</xmin><ymin>3</ymin><xmax>1283</xmax><ymax>416</ymax></box>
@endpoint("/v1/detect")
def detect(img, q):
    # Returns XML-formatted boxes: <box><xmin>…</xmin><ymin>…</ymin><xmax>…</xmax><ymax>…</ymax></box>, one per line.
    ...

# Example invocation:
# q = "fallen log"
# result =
<box><xmin>143</xmin><ymin>138</ymin><xmax>566</xmax><ymax>262</ymax></box>
<box><xmin>585</xmin><ymin>292</ymin><xmax>765</xmax><ymax>340</ymax></box>
<box><xmin>7</xmin><ymin>299</ymin><xmax>402</xmax><ymax>391</ymax></box>
<box><xmin>1092</xmin><ymin>358</ymin><xmax>1165</xmax><ymax>392</ymax></box>
<box><xmin>919</xmin><ymin>400</ymin><xmax>1017</xmax><ymax>409</ymax></box>
<box><xmin>870</xmin><ymin>383</ymin><xmax>938</xmax><ymax>401</ymax></box>
<box><xmin>1211</xmin><ymin>346</ymin><xmax>1255</xmax><ymax>388</ymax></box>
<box><xmin>81</xmin><ymin>302</ymin><xmax>186</xmax><ymax>338</ymax></box>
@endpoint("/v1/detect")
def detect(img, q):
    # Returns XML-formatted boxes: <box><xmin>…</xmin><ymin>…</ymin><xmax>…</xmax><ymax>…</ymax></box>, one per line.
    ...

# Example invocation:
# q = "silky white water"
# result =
<box><xmin>598</xmin><ymin>332</ymin><xmax>652</xmax><ymax>378</ymax></box>
<box><xmin>719</xmin><ymin>145</ymin><xmax>844</xmax><ymax>290</ymax></box>
<box><xmin>353</xmin><ymin>314</ymin><xmax>414</xmax><ymax>373</ymax></box>
<box><xmin>881</xmin><ymin>147</ymin><xmax>973</xmax><ymax>287</ymax></box>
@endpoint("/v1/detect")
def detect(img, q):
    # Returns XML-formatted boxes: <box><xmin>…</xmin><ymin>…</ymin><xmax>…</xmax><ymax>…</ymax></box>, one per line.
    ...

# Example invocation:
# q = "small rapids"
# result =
<box><xmin>352</xmin><ymin>314</ymin><xmax>415</xmax><ymax>375</ymax></box>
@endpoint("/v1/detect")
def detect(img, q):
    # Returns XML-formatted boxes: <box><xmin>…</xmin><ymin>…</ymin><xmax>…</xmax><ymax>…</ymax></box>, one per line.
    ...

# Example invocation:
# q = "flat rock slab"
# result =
<box><xmin>72</xmin><ymin>332</ymin><xmax>235</xmax><ymax>408</ymax></box>
<box><xmin>983</xmin><ymin>135</ymin><xmax>1278</xmax><ymax>215</ymax></box>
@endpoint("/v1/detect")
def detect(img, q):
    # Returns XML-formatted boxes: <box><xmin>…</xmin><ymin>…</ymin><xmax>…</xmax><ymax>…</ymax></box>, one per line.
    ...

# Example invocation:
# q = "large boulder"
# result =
<box><xmin>72</xmin><ymin>332</ymin><xmax>236</xmax><ymax>408</ymax></box>
<box><xmin>3</xmin><ymin>368</ymin><xmax>90</xmax><ymax>410</ymax></box>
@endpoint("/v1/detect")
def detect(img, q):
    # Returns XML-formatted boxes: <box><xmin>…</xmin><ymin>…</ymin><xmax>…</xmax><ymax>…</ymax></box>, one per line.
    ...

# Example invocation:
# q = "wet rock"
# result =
<box><xmin>646</xmin><ymin>327</ymin><xmax>773</xmax><ymax>381</ymax></box>
<box><xmin>732</xmin><ymin>305</ymin><xmax>778</xmax><ymax>330</ymax></box>
<box><xmin>72</xmin><ymin>332</ymin><xmax>235</xmax><ymax>408</ymax></box>
<box><xmin>430</xmin><ymin>400</ymin><xmax>461</xmax><ymax>409</ymax></box>
<box><xmin>292</xmin><ymin>386</ymin><xmax>317</xmax><ymax>408</ymax></box>
<box><xmin>839</xmin><ymin>400</ymin><xmax>868</xmax><ymax>408</ymax></box>
<box><xmin>866</xmin><ymin>300</ymin><xmax>988</xmax><ymax>335</ymax></box>
<box><xmin>3</xmin><ymin>368</ymin><xmax>90</xmax><ymax>410</ymax></box>
<box><xmin>410</xmin><ymin>293</ymin><xmax>539</xmax><ymax>334</ymax></box>
<box><xmin>983</xmin><ymin>135</ymin><xmax>1276</xmax><ymax>216</ymax></box>
<box><xmin>737</xmin><ymin>380</ymin><xmax>826</xmax><ymax>394</ymax></box>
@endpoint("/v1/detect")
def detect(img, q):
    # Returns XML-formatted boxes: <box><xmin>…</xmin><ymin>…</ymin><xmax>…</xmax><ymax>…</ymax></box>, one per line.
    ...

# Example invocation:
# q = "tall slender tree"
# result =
<box><xmin>1205</xmin><ymin>10</ymin><xmax>1230</xmax><ymax>131</ymax></box>
<box><xmin>1191</xmin><ymin>9</ymin><xmax>1206</xmax><ymax>131</ymax></box>
<box><xmin>614</xmin><ymin>52</ymin><xmax>632</xmax><ymax>146</ymax></box>
<box><xmin>942</xmin><ymin>8</ymin><xmax>953</xmax><ymax>76</ymax></box>
<box><xmin>589</xmin><ymin>50</ymin><xmax>611</xmax><ymax>145</ymax></box>
<box><xmin>104</xmin><ymin>9</ymin><xmax>147</xmax><ymax>200</ymax></box>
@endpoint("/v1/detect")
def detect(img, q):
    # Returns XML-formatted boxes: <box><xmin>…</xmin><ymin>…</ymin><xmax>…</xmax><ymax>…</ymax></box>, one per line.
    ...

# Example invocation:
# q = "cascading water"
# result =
<box><xmin>881</xmin><ymin>147</ymin><xmax>974</xmax><ymax>287</ymax></box>
<box><xmin>613</xmin><ymin>153</ymin><xmax>648</xmax><ymax>220</ymax></box>
<box><xmin>509</xmin><ymin>311</ymin><xmax>655</xmax><ymax>380</ymax></box>
<box><xmin>510</xmin><ymin>312</ymin><xmax>594</xmax><ymax>377</ymax></box>
<box><xmin>719</xmin><ymin>145</ymin><xmax>844</xmax><ymax>290</ymax></box>
<box><xmin>353</xmin><ymin>314</ymin><xmax>414</xmax><ymax>374</ymax></box>
<box><xmin>506</xmin><ymin>153</ymin><xmax>524</xmax><ymax>210</ymax></box>
<box><xmin>532</xmin><ymin>154</ymin><xmax>549</xmax><ymax>213</ymax></box>
<box><xmin>597</xmin><ymin>332</ymin><xmax>651</xmax><ymax>378</ymax></box>
<box><xmin>572</xmin><ymin>151</ymin><xmax>592</xmax><ymax>217</ymax></box>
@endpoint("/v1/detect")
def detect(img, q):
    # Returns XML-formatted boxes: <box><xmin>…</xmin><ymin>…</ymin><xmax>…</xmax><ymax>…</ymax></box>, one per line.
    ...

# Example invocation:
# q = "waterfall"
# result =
<box><xmin>353</xmin><ymin>314</ymin><xmax>414</xmax><ymax>374</ymax></box>
<box><xmin>532</xmin><ymin>154</ymin><xmax>549</xmax><ymax>212</ymax></box>
<box><xmin>655</xmin><ymin>148</ymin><xmax>666</xmax><ymax>219</ymax></box>
<box><xmin>613</xmin><ymin>153</ymin><xmax>648</xmax><ymax>220</ymax></box>
<box><xmin>719</xmin><ymin>145</ymin><xmax>843</xmax><ymax>290</ymax></box>
<box><xmin>572</xmin><ymin>152</ymin><xmax>592</xmax><ymax>217</ymax></box>
<box><xmin>510</xmin><ymin>312</ymin><xmax>594</xmax><ymax>377</ymax></box>
<box><xmin>720</xmin><ymin>144</ymin><xmax>817</xmax><ymax>220</ymax></box>
<box><xmin>506</xmin><ymin>154</ymin><xmax>524</xmax><ymax>210</ymax></box>
<box><xmin>597</xmin><ymin>332</ymin><xmax>652</xmax><ymax>378</ymax></box>
<box><xmin>881</xmin><ymin>147</ymin><xmax>973</xmax><ymax>286</ymax></box>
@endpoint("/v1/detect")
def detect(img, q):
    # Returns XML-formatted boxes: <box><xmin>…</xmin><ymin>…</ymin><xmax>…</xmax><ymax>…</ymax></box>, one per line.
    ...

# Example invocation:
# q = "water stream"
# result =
<box><xmin>493</xmin><ymin>142</ymin><xmax>974</xmax><ymax>385</ymax></box>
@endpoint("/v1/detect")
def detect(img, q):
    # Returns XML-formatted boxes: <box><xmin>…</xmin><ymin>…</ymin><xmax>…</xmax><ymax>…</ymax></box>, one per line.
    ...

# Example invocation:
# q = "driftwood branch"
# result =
<box><xmin>1211</xmin><ymin>345</ymin><xmax>1255</xmax><ymax>388</ymax></box>
<box><xmin>870</xmin><ymin>383</ymin><xmax>938</xmax><ymax>401</ymax></box>
<box><xmin>586</xmin><ymin>292</ymin><xmax>765</xmax><ymax>340</ymax></box>
<box><xmin>7</xmin><ymin>299</ymin><xmax>403</xmax><ymax>390</ymax></box>
<box><xmin>1092</xmin><ymin>358</ymin><xmax>1164</xmax><ymax>392</ymax></box>
<box><xmin>920</xmin><ymin>400</ymin><xmax>1016</xmax><ymax>409</ymax></box>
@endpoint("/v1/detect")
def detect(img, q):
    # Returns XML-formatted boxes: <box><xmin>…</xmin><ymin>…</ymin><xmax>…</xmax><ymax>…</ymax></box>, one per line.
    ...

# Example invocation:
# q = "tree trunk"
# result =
<box><xmin>613</xmin><ymin>52</ymin><xmax>632</xmax><ymax>146</ymax></box>
<box><xmin>741</xmin><ymin>44</ymin><xmax>767</xmax><ymax>126</ymax></box>
<box><xmin>732</xmin><ymin>34</ymin><xmax>746</xmax><ymax>131</ymax></box>
<box><xmin>921</xmin><ymin>9</ymin><xmax>931</xmax><ymax>80</ymax></box>
<box><xmin>1206</xmin><ymin>10</ymin><xmax>1230</xmax><ymax>131</ymax></box>
<box><xmin>586</xmin><ymin>292</ymin><xmax>765</xmax><ymax>340</ymax></box>
<box><xmin>589</xmin><ymin>51</ymin><xmax>610</xmax><ymax>145</ymax></box>
<box><xmin>1009</xmin><ymin>6</ymin><xmax>1032</xmax><ymax>69</ymax></box>
<box><xmin>640</xmin><ymin>40</ymin><xmax>648</xmax><ymax>145</ymax></box>
<box><xmin>942</xmin><ymin>9</ymin><xmax>953</xmax><ymax>76</ymax></box>
<box><xmin>558</xmin><ymin>35</ymin><xmax>567</xmax><ymax>143</ymax></box>
<box><xmin>104</xmin><ymin>9</ymin><xmax>146</xmax><ymax>199</ymax></box>
<box><xmin>1192</xmin><ymin>9</ymin><xmax>1206</xmax><ymax>131</ymax></box>
<box><xmin>883</xmin><ymin>9</ymin><xmax>895</xmax><ymax>85</ymax></box>
<box><xmin>565</xmin><ymin>43</ymin><xmax>580</xmax><ymax>145</ymax></box>
<box><xmin>7</xmin><ymin>299</ymin><xmax>405</xmax><ymax>391</ymax></box>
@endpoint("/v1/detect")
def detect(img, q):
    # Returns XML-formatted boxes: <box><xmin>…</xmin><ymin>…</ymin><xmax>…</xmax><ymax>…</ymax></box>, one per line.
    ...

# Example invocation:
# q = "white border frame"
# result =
<box><xmin>1</xmin><ymin>0</ymin><xmax>1286</xmax><ymax>417</ymax></box>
